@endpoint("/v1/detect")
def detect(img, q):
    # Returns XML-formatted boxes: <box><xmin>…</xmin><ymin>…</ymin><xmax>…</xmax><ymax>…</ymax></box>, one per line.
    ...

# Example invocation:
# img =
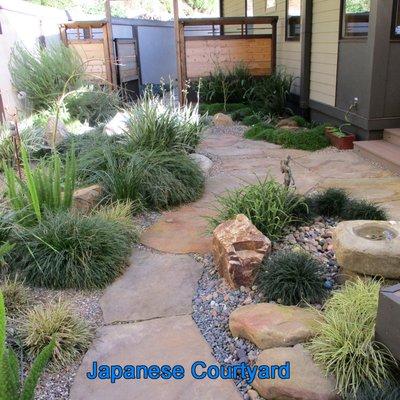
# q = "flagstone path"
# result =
<box><xmin>70</xmin><ymin>127</ymin><xmax>400</xmax><ymax>400</ymax></box>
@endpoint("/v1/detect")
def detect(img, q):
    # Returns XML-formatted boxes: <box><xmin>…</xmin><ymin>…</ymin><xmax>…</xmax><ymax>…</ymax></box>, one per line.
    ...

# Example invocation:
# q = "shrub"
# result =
<box><xmin>11</xmin><ymin>211</ymin><xmax>135</xmax><ymax>289</ymax></box>
<box><xmin>4</xmin><ymin>146</ymin><xmax>76</xmax><ymax>224</ymax></box>
<box><xmin>208</xmin><ymin>177</ymin><xmax>307</xmax><ymax>240</ymax></box>
<box><xmin>19</xmin><ymin>300</ymin><xmax>92</xmax><ymax>367</ymax></box>
<box><xmin>0</xmin><ymin>292</ymin><xmax>55</xmax><ymax>400</ymax></box>
<box><xmin>9</xmin><ymin>43</ymin><xmax>83</xmax><ymax>111</ymax></box>
<box><xmin>245</xmin><ymin>124</ymin><xmax>330</xmax><ymax>151</ymax></box>
<box><xmin>64</xmin><ymin>85</ymin><xmax>121</xmax><ymax>126</ymax></box>
<box><xmin>230</xmin><ymin>107</ymin><xmax>253</xmax><ymax>121</ymax></box>
<box><xmin>344</xmin><ymin>380</ymin><xmax>400</xmax><ymax>400</ymax></box>
<box><xmin>343</xmin><ymin>199</ymin><xmax>388</xmax><ymax>221</ymax></box>
<box><xmin>96</xmin><ymin>148</ymin><xmax>205</xmax><ymax>210</ymax></box>
<box><xmin>199</xmin><ymin>64</ymin><xmax>254</xmax><ymax>105</ymax></box>
<box><xmin>257</xmin><ymin>251</ymin><xmax>326</xmax><ymax>305</ymax></box>
<box><xmin>242</xmin><ymin>114</ymin><xmax>263</xmax><ymax>126</ymax></box>
<box><xmin>307</xmin><ymin>188</ymin><xmax>349</xmax><ymax>218</ymax></box>
<box><xmin>0</xmin><ymin>276</ymin><xmax>30</xmax><ymax>315</ymax></box>
<box><xmin>198</xmin><ymin>103</ymin><xmax>247</xmax><ymax>116</ymax></box>
<box><xmin>123</xmin><ymin>89</ymin><xmax>203</xmax><ymax>153</ymax></box>
<box><xmin>308</xmin><ymin>279</ymin><xmax>397</xmax><ymax>396</ymax></box>
<box><xmin>245</xmin><ymin>70</ymin><xmax>294</xmax><ymax>115</ymax></box>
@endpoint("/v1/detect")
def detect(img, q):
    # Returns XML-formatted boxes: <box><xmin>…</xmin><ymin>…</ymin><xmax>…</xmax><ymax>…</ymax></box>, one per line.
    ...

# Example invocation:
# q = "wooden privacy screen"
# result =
<box><xmin>177</xmin><ymin>17</ymin><xmax>278</xmax><ymax>87</ymax></box>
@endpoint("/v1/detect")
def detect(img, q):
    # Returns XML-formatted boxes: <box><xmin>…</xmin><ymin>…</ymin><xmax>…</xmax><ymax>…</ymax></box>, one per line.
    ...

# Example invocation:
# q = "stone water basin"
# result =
<box><xmin>333</xmin><ymin>220</ymin><xmax>400</xmax><ymax>279</ymax></box>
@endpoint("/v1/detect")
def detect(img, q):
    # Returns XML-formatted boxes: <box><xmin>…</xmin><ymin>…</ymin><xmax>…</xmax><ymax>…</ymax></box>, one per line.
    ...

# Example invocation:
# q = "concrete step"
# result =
<box><xmin>384</xmin><ymin>128</ymin><xmax>400</xmax><ymax>146</ymax></box>
<box><xmin>354</xmin><ymin>140</ymin><xmax>400</xmax><ymax>175</ymax></box>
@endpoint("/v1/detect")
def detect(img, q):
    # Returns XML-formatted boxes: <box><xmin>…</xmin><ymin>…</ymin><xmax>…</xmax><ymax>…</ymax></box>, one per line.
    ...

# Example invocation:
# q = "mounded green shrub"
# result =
<box><xmin>242</xmin><ymin>114</ymin><xmax>263</xmax><ymax>126</ymax></box>
<box><xmin>257</xmin><ymin>251</ymin><xmax>327</xmax><ymax>305</ymax></box>
<box><xmin>11</xmin><ymin>211</ymin><xmax>135</xmax><ymax>289</ymax></box>
<box><xmin>9</xmin><ymin>43</ymin><xmax>84</xmax><ymax>111</ymax></box>
<box><xmin>245</xmin><ymin>124</ymin><xmax>330</xmax><ymax>151</ymax></box>
<box><xmin>96</xmin><ymin>148</ymin><xmax>205</xmax><ymax>210</ymax></box>
<box><xmin>308</xmin><ymin>279</ymin><xmax>397</xmax><ymax>396</ymax></box>
<box><xmin>344</xmin><ymin>380</ymin><xmax>400</xmax><ymax>400</ymax></box>
<box><xmin>209</xmin><ymin>177</ymin><xmax>307</xmax><ymax>240</ymax></box>
<box><xmin>230</xmin><ymin>107</ymin><xmax>253</xmax><ymax>121</ymax></box>
<box><xmin>343</xmin><ymin>199</ymin><xmax>388</xmax><ymax>221</ymax></box>
<box><xmin>19</xmin><ymin>300</ymin><xmax>92</xmax><ymax>367</ymax></box>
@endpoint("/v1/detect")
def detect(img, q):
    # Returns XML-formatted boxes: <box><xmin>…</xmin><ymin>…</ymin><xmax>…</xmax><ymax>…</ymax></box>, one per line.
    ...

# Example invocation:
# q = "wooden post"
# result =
<box><xmin>271</xmin><ymin>20</ymin><xmax>277</xmax><ymax>73</ymax></box>
<box><xmin>105</xmin><ymin>0</ymin><xmax>118</xmax><ymax>87</ymax></box>
<box><xmin>173</xmin><ymin>0</ymin><xmax>185</xmax><ymax>105</ymax></box>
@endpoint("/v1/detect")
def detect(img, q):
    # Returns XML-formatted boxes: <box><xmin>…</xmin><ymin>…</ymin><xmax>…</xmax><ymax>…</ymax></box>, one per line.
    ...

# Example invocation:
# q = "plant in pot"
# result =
<box><xmin>325</xmin><ymin>106</ymin><xmax>356</xmax><ymax>150</ymax></box>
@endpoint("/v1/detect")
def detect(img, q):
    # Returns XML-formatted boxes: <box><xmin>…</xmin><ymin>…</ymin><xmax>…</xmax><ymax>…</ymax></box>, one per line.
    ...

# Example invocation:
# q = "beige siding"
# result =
<box><xmin>310</xmin><ymin>0</ymin><xmax>340</xmax><ymax>106</ymax></box>
<box><xmin>223</xmin><ymin>0</ymin><xmax>245</xmax><ymax>16</ymax></box>
<box><xmin>254</xmin><ymin>0</ymin><xmax>301</xmax><ymax>94</ymax></box>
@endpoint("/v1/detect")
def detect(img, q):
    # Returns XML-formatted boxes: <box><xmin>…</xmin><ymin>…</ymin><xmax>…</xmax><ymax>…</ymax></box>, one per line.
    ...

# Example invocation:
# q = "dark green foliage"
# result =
<box><xmin>245</xmin><ymin>70</ymin><xmax>294</xmax><ymax>115</ymax></box>
<box><xmin>11</xmin><ymin>211</ymin><xmax>135</xmax><ymax>289</ymax></box>
<box><xmin>291</xmin><ymin>115</ymin><xmax>309</xmax><ymax>127</ymax></box>
<box><xmin>230</xmin><ymin>107</ymin><xmax>253</xmax><ymax>121</ymax></box>
<box><xmin>308</xmin><ymin>188</ymin><xmax>349</xmax><ymax>218</ymax></box>
<box><xmin>199</xmin><ymin>64</ymin><xmax>254</xmax><ymax>104</ymax></box>
<box><xmin>95</xmin><ymin>149</ymin><xmax>205</xmax><ymax>210</ymax></box>
<box><xmin>343</xmin><ymin>199</ymin><xmax>388</xmax><ymax>221</ymax></box>
<box><xmin>245</xmin><ymin>124</ymin><xmax>330</xmax><ymax>151</ymax></box>
<box><xmin>242</xmin><ymin>114</ymin><xmax>263</xmax><ymax>126</ymax></box>
<box><xmin>344</xmin><ymin>380</ymin><xmax>400</xmax><ymax>400</ymax></box>
<box><xmin>0</xmin><ymin>292</ymin><xmax>55</xmax><ymax>400</ymax></box>
<box><xmin>257</xmin><ymin>251</ymin><xmax>327</xmax><ymax>305</ymax></box>
<box><xmin>9</xmin><ymin>43</ymin><xmax>83</xmax><ymax>111</ymax></box>
<box><xmin>64</xmin><ymin>85</ymin><xmax>121</xmax><ymax>126</ymax></box>
<box><xmin>209</xmin><ymin>177</ymin><xmax>307</xmax><ymax>240</ymax></box>
<box><xmin>198</xmin><ymin>102</ymin><xmax>247</xmax><ymax>116</ymax></box>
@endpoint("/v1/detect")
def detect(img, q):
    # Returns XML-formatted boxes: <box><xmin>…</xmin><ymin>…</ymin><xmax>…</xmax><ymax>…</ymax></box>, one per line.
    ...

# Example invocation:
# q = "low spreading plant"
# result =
<box><xmin>0</xmin><ymin>292</ymin><xmax>55</xmax><ymax>400</ymax></box>
<box><xmin>64</xmin><ymin>84</ymin><xmax>121</xmax><ymax>126</ymax></box>
<box><xmin>245</xmin><ymin>124</ymin><xmax>330</xmax><ymax>151</ymax></box>
<box><xmin>257</xmin><ymin>251</ymin><xmax>327</xmax><ymax>305</ymax></box>
<box><xmin>19</xmin><ymin>300</ymin><xmax>92</xmax><ymax>367</ymax></box>
<box><xmin>208</xmin><ymin>177</ymin><xmax>307</xmax><ymax>240</ymax></box>
<box><xmin>343</xmin><ymin>199</ymin><xmax>388</xmax><ymax>221</ymax></box>
<box><xmin>3</xmin><ymin>147</ymin><xmax>76</xmax><ymax>224</ymax></box>
<box><xmin>11</xmin><ymin>211</ymin><xmax>135</xmax><ymax>289</ymax></box>
<box><xmin>9</xmin><ymin>43</ymin><xmax>83</xmax><ymax>111</ymax></box>
<box><xmin>0</xmin><ymin>276</ymin><xmax>30</xmax><ymax>315</ymax></box>
<box><xmin>308</xmin><ymin>279</ymin><xmax>397</xmax><ymax>396</ymax></box>
<box><xmin>96</xmin><ymin>148</ymin><xmax>205</xmax><ymax>210</ymax></box>
<box><xmin>123</xmin><ymin>89</ymin><xmax>203</xmax><ymax>153</ymax></box>
<box><xmin>344</xmin><ymin>380</ymin><xmax>400</xmax><ymax>400</ymax></box>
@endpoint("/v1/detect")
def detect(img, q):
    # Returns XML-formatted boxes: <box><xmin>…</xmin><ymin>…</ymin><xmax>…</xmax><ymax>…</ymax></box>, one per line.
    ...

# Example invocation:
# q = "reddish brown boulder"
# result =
<box><xmin>213</xmin><ymin>113</ymin><xmax>234</xmax><ymax>126</ymax></box>
<box><xmin>212</xmin><ymin>214</ymin><xmax>271</xmax><ymax>288</ymax></box>
<box><xmin>72</xmin><ymin>185</ymin><xmax>103</xmax><ymax>213</ymax></box>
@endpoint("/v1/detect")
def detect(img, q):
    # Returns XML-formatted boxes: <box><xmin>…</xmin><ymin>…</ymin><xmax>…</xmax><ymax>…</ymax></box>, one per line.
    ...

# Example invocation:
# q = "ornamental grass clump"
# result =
<box><xmin>343</xmin><ymin>199</ymin><xmax>388</xmax><ymax>221</ymax></box>
<box><xmin>308</xmin><ymin>279</ymin><xmax>397</xmax><ymax>396</ymax></box>
<box><xmin>208</xmin><ymin>177</ymin><xmax>307</xmax><ymax>240</ymax></box>
<box><xmin>19</xmin><ymin>300</ymin><xmax>92</xmax><ymax>367</ymax></box>
<box><xmin>123</xmin><ymin>89</ymin><xmax>203</xmax><ymax>153</ymax></box>
<box><xmin>9</xmin><ymin>43</ymin><xmax>84</xmax><ymax>111</ymax></box>
<box><xmin>11</xmin><ymin>211</ymin><xmax>135</xmax><ymax>289</ymax></box>
<box><xmin>344</xmin><ymin>380</ymin><xmax>400</xmax><ymax>400</ymax></box>
<box><xmin>0</xmin><ymin>276</ymin><xmax>31</xmax><ymax>315</ymax></box>
<box><xmin>257</xmin><ymin>251</ymin><xmax>327</xmax><ymax>305</ymax></box>
<box><xmin>93</xmin><ymin>148</ymin><xmax>205</xmax><ymax>210</ymax></box>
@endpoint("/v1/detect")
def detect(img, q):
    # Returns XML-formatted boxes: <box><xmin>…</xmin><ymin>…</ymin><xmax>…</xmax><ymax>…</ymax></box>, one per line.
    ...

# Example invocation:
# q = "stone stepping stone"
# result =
<box><xmin>252</xmin><ymin>344</ymin><xmax>338</xmax><ymax>400</ymax></box>
<box><xmin>101</xmin><ymin>249</ymin><xmax>202</xmax><ymax>324</ymax></box>
<box><xmin>229</xmin><ymin>303</ymin><xmax>321</xmax><ymax>349</ymax></box>
<box><xmin>70</xmin><ymin>315</ymin><xmax>242</xmax><ymax>400</ymax></box>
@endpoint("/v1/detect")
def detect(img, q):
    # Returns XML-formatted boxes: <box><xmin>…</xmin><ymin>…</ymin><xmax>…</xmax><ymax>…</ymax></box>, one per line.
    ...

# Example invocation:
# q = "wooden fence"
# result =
<box><xmin>176</xmin><ymin>16</ymin><xmax>278</xmax><ymax>99</ymax></box>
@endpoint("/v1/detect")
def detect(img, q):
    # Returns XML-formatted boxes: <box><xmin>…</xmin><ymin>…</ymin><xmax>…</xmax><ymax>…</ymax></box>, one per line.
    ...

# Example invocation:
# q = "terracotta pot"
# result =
<box><xmin>325</xmin><ymin>127</ymin><xmax>356</xmax><ymax>150</ymax></box>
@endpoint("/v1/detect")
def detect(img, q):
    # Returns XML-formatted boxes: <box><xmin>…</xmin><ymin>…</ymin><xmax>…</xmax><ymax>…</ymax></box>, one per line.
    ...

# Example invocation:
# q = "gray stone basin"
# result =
<box><xmin>333</xmin><ymin>220</ymin><xmax>400</xmax><ymax>279</ymax></box>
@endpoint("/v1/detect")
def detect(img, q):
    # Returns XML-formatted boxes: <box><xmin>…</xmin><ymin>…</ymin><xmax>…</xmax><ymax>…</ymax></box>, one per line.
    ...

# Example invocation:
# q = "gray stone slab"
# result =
<box><xmin>100</xmin><ymin>249</ymin><xmax>203</xmax><ymax>323</ymax></box>
<box><xmin>70</xmin><ymin>315</ymin><xmax>242</xmax><ymax>400</ymax></box>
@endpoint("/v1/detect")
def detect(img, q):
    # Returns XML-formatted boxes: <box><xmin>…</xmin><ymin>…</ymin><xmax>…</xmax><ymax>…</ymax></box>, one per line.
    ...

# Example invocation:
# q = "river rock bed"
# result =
<box><xmin>192</xmin><ymin>217</ymin><xmax>340</xmax><ymax>399</ymax></box>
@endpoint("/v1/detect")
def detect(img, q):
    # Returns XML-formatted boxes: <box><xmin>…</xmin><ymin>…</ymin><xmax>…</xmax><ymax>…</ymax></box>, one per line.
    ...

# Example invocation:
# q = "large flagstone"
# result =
<box><xmin>70</xmin><ymin>316</ymin><xmax>242</xmax><ymax>400</ymax></box>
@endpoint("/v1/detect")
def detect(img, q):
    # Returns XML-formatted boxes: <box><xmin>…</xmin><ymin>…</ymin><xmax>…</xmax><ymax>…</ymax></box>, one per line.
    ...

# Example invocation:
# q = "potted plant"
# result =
<box><xmin>325</xmin><ymin>125</ymin><xmax>356</xmax><ymax>150</ymax></box>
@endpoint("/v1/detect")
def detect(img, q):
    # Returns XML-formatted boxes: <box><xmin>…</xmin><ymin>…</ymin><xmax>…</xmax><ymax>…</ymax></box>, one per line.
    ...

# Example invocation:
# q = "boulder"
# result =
<box><xmin>72</xmin><ymin>185</ymin><xmax>103</xmax><ymax>213</ymax></box>
<box><xmin>252</xmin><ymin>345</ymin><xmax>338</xmax><ymax>400</ymax></box>
<box><xmin>213</xmin><ymin>214</ymin><xmax>271</xmax><ymax>288</ymax></box>
<box><xmin>333</xmin><ymin>220</ymin><xmax>400</xmax><ymax>279</ymax></box>
<box><xmin>213</xmin><ymin>113</ymin><xmax>234</xmax><ymax>126</ymax></box>
<box><xmin>276</xmin><ymin>117</ymin><xmax>300</xmax><ymax>130</ymax></box>
<box><xmin>44</xmin><ymin>116</ymin><xmax>69</xmax><ymax>147</ymax></box>
<box><xmin>189</xmin><ymin>154</ymin><xmax>213</xmax><ymax>176</ymax></box>
<box><xmin>229</xmin><ymin>303</ymin><xmax>321</xmax><ymax>349</ymax></box>
<box><xmin>104</xmin><ymin>111</ymin><xmax>130</xmax><ymax>136</ymax></box>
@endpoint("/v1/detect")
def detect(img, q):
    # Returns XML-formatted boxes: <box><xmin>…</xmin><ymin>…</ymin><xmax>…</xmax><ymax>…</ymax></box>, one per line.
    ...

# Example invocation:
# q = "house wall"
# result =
<box><xmin>309</xmin><ymin>0</ymin><xmax>340</xmax><ymax>107</ymax></box>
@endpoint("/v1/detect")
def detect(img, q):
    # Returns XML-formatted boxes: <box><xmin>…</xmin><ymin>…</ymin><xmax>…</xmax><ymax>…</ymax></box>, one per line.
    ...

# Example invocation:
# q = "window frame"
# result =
<box><xmin>285</xmin><ymin>0</ymin><xmax>301</xmax><ymax>42</ymax></box>
<box><xmin>391</xmin><ymin>0</ymin><xmax>400</xmax><ymax>41</ymax></box>
<box><xmin>340</xmin><ymin>0</ymin><xmax>370</xmax><ymax>40</ymax></box>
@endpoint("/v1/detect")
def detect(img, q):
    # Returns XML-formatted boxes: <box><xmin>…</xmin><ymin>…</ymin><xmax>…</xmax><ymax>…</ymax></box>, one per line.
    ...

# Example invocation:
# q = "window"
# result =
<box><xmin>341</xmin><ymin>0</ymin><xmax>370</xmax><ymax>38</ymax></box>
<box><xmin>266</xmin><ymin>0</ymin><xmax>276</xmax><ymax>12</ymax></box>
<box><xmin>286</xmin><ymin>0</ymin><xmax>301</xmax><ymax>41</ymax></box>
<box><xmin>247</xmin><ymin>0</ymin><xmax>254</xmax><ymax>17</ymax></box>
<box><xmin>392</xmin><ymin>0</ymin><xmax>400</xmax><ymax>39</ymax></box>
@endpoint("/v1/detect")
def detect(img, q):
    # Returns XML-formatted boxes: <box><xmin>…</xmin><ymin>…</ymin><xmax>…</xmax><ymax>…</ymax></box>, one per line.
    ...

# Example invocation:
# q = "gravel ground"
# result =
<box><xmin>192</xmin><ymin>217</ymin><xmax>340</xmax><ymax>400</ymax></box>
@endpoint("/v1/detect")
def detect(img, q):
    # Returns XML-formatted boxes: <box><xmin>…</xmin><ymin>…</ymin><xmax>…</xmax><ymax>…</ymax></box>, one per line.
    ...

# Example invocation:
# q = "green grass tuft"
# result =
<box><xmin>199</xmin><ymin>103</ymin><xmax>247</xmax><ymax>116</ymax></box>
<box><xmin>257</xmin><ymin>250</ymin><xmax>327</xmax><ymax>305</ymax></box>
<box><xmin>0</xmin><ymin>276</ymin><xmax>31</xmax><ymax>315</ymax></box>
<box><xmin>343</xmin><ymin>199</ymin><xmax>388</xmax><ymax>221</ymax></box>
